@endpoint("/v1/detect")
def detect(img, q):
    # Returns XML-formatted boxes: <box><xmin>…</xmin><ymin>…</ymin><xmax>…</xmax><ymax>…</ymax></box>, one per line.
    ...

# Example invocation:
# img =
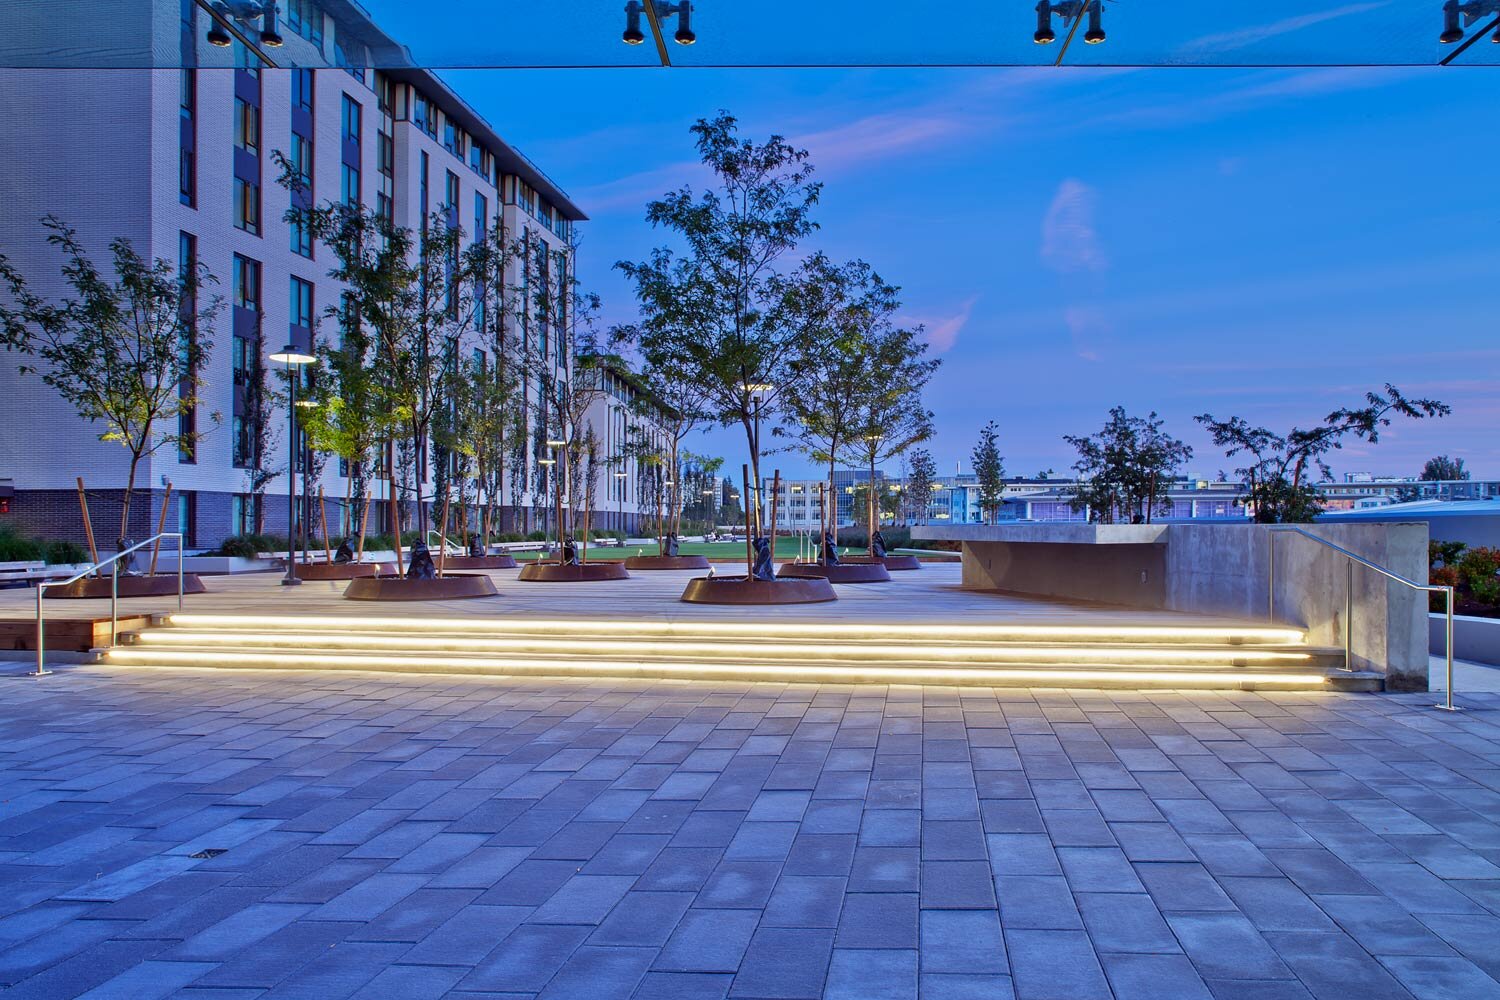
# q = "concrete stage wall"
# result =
<box><xmin>914</xmin><ymin>522</ymin><xmax>1430</xmax><ymax>689</ymax></box>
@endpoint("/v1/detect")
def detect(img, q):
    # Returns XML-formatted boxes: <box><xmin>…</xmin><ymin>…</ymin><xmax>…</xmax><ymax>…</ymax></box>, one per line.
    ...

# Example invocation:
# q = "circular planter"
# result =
<box><xmin>842</xmin><ymin>554</ymin><xmax>923</xmax><ymax>572</ymax></box>
<box><xmin>293</xmin><ymin>562</ymin><xmax>393</xmax><ymax>581</ymax></box>
<box><xmin>439</xmin><ymin>554</ymin><xmax>519</xmax><ymax>570</ymax></box>
<box><xmin>46</xmin><ymin>574</ymin><xmax>208</xmax><ymax>599</ymax></box>
<box><xmin>343</xmin><ymin>574</ymin><xmax>499</xmax><ymax>601</ymax></box>
<box><xmin>778</xmin><ymin>561</ymin><xmax>892</xmax><ymax>584</ymax></box>
<box><xmin>516</xmin><ymin>561</ymin><xmax>631</xmax><ymax>583</ymax></box>
<box><xmin>680</xmin><ymin>574</ymin><xmax>838</xmax><ymax>605</ymax></box>
<box><xmin>624</xmin><ymin>554</ymin><xmax>712</xmax><ymax>571</ymax></box>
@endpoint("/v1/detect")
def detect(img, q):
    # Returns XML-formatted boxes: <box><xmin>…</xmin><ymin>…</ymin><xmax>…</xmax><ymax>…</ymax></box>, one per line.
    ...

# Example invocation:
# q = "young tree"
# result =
<box><xmin>1063</xmin><ymin>407</ymin><xmax>1192</xmax><ymax>524</ymax></box>
<box><xmin>1196</xmin><ymin>384</ymin><xmax>1450</xmax><ymax>523</ymax></box>
<box><xmin>971</xmin><ymin>421</ymin><xmax>1006</xmax><ymax>525</ymax></box>
<box><xmin>0</xmin><ymin>217</ymin><xmax>221</xmax><ymax>550</ymax></box>
<box><xmin>617</xmin><ymin>112</ymin><xmax>829</xmax><ymax>569</ymax></box>
<box><xmin>1422</xmin><ymin>455</ymin><xmax>1468</xmax><ymax>482</ymax></box>
<box><xmin>905</xmin><ymin>448</ymin><xmax>938</xmax><ymax>526</ymax></box>
<box><xmin>842</xmin><ymin>321</ymin><xmax>939</xmax><ymax>552</ymax></box>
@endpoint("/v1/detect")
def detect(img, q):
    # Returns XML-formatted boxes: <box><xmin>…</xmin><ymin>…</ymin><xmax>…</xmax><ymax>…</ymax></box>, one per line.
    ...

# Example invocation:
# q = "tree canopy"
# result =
<box><xmin>1064</xmin><ymin>407</ymin><xmax>1192</xmax><ymax>524</ymax></box>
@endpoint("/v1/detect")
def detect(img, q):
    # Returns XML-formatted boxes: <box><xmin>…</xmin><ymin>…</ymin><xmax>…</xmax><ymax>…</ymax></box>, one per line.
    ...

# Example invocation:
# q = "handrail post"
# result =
<box><xmin>110</xmin><ymin>560</ymin><xmax>119</xmax><ymax>647</ymax></box>
<box><xmin>1436</xmin><ymin>585</ymin><xmax>1458</xmax><ymax>711</ymax></box>
<box><xmin>32</xmin><ymin>584</ymin><xmax>49</xmax><ymax>677</ymax></box>
<box><xmin>1350</xmin><ymin>554</ymin><xmax>1362</xmax><ymax>671</ymax></box>
<box><xmin>178</xmin><ymin>533</ymin><xmax>185</xmax><ymax>612</ymax></box>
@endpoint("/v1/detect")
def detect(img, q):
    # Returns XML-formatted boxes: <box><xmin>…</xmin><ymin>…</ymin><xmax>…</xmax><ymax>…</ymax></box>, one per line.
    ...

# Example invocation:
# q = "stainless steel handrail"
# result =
<box><xmin>33</xmin><ymin>532</ymin><xmax>185</xmax><ymax>677</ymax></box>
<box><xmin>1268</xmin><ymin>526</ymin><xmax>1457</xmax><ymax>711</ymax></box>
<box><xmin>425</xmin><ymin>529</ymin><xmax>467</xmax><ymax>555</ymax></box>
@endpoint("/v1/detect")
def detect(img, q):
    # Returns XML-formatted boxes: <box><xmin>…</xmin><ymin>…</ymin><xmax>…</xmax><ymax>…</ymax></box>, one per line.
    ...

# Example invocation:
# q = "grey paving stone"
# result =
<box><xmin>458</xmin><ymin>923</ymin><xmax>593</xmax><ymax>993</ymax></box>
<box><xmin>1102</xmin><ymin>954</ymin><xmax>1213</xmax><ymax>1000</ymax></box>
<box><xmin>825</xmin><ymin>948</ymin><xmax>918</xmax><ymax>1000</ymax></box>
<box><xmin>919</xmin><ymin>973</ymin><xmax>1016</xmax><ymax>1000</ymax></box>
<box><xmin>1077</xmin><ymin>893</ymin><xmax>1179</xmax><ymax>953</ymax></box>
<box><xmin>1378</xmin><ymin>955</ymin><xmax>1500</xmax><ymax>1000</ymax></box>
<box><xmin>836</xmin><ymin>892</ymin><xmax>918</xmax><ymax>949</ymax></box>
<box><xmin>633</xmin><ymin>971</ymin><xmax>735</xmax><ymax>1000</ymax></box>
<box><xmin>919</xmin><ymin>909</ymin><xmax>1007</xmax><ymax>973</ymax></box>
<box><xmin>400</xmin><ymin>904</ymin><xmax>532</xmax><ymax>966</ymax></box>
<box><xmin>73</xmin><ymin>959</ymin><xmax>216</xmax><ymax>999</ymax></box>
<box><xmin>1058</xmin><ymin>847</ymin><xmax>1144</xmax><ymax>893</ymax></box>
<box><xmin>1135</xmin><ymin>862</ymin><xmax>1236</xmax><ymax>911</ymax></box>
<box><xmin>590</xmin><ymin>891</ymin><xmax>695</xmax><ymax>947</ymax></box>
<box><xmin>994</xmin><ymin>876</ymin><xmax>1083</xmax><ymax>930</ymax></box>
<box><xmin>763</xmin><ymin>876</ymin><xmax>847</xmax><ymax>928</ymax></box>
<box><xmin>921</xmin><ymin>861</ymin><xmax>997</xmax><ymax>909</ymax></box>
<box><xmin>1167</xmin><ymin>913</ymin><xmax>1293</xmax><ymax>981</ymax></box>
<box><xmin>1005</xmin><ymin>928</ymin><xmax>1111</xmax><ymax>1000</ymax></box>
<box><xmin>850</xmin><ymin>847</ymin><xmax>920</xmax><ymax>892</ymax></box>
<box><xmin>1219</xmin><ymin>877</ymin><xmax>1336</xmax><ymax>932</ymax></box>
<box><xmin>657</xmin><ymin>908</ymin><xmax>761</xmax><ymax>973</ymax></box>
<box><xmin>729</xmin><ymin>926</ymin><xmax>836</xmax><ymax>999</ymax></box>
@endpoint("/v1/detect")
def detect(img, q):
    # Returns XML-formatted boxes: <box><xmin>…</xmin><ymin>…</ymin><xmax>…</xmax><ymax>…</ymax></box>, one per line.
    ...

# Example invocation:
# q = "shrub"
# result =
<box><xmin>1458</xmin><ymin>547</ymin><xmax>1500</xmax><ymax>606</ymax></box>
<box><xmin>1431</xmin><ymin>565</ymin><xmax>1459</xmax><ymax>611</ymax></box>
<box><xmin>526</xmin><ymin>530</ymin><xmax>547</xmax><ymax>542</ymax></box>
<box><xmin>0</xmin><ymin>525</ymin><xmax>42</xmax><ymax>562</ymax></box>
<box><xmin>835</xmin><ymin>526</ymin><xmax>912</xmax><ymax>550</ymax></box>
<box><xmin>41</xmin><ymin>539</ymin><xmax>88</xmax><ymax>565</ymax></box>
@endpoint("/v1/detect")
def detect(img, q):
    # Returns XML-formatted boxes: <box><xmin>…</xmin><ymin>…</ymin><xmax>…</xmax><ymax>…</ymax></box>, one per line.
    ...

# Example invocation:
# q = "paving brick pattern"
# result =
<box><xmin>1</xmin><ymin>666</ymin><xmax>1499</xmax><ymax>999</ymax></box>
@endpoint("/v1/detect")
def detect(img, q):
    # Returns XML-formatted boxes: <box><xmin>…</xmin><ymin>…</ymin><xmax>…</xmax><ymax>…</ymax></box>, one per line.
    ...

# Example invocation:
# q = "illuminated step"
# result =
<box><xmin>162</xmin><ymin>613</ymin><xmax>1306</xmax><ymax>647</ymax></box>
<box><xmin>102</xmin><ymin>645</ymin><xmax>1365</xmax><ymax>691</ymax></box>
<box><xmin>131</xmin><ymin>629</ymin><xmax>1332</xmax><ymax>668</ymax></box>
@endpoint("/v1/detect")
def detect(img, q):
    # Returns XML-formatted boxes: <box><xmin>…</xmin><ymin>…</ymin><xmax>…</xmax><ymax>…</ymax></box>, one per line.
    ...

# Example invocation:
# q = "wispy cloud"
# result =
<box><xmin>1041</xmin><ymin>180</ymin><xmax>1108</xmax><ymax>274</ymax></box>
<box><xmin>899</xmin><ymin>295</ymin><xmax>979</xmax><ymax>354</ymax></box>
<box><xmin>1063</xmin><ymin>304</ymin><xmax>1113</xmax><ymax>361</ymax></box>
<box><xmin>1089</xmin><ymin>67</ymin><xmax>1400</xmax><ymax>131</ymax></box>
<box><xmin>1183</xmin><ymin>2</ymin><xmax>1392</xmax><ymax>54</ymax></box>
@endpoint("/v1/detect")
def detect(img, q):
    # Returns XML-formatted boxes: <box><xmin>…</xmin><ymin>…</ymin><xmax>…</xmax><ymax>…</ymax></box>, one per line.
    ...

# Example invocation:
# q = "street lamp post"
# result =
<box><xmin>269</xmin><ymin>342</ymin><xmax>316</xmax><ymax>587</ymax></box>
<box><xmin>614</xmin><ymin>468</ymin><xmax>628</xmax><ymax>537</ymax></box>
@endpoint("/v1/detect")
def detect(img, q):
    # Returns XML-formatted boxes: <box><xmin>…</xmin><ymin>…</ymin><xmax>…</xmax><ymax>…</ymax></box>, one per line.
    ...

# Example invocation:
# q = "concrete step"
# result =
<box><xmin>158</xmin><ymin>613</ymin><xmax>1308</xmax><ymax>647</ymax></box>
<box><xmin>102</xmin><ymin>643</ymin><xmax>1377</xmax><ymax>691</ymax></box>
<box><xmin>126</xmin><ymin>629</ymin><xmax>1344</xmax><ymax>669</ymax></box>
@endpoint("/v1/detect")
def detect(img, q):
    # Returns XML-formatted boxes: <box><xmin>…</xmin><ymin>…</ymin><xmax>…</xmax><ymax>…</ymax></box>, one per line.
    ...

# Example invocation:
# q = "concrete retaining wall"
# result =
<box><xmin>1429</xmin><ymin>614</ymin><xmax>1500</xmax><ymax>667</ymax></box>
<box><xmin>917</xmin><ymin>522</ymin><xmax>1430</xmax><ymax>689</ymax></box>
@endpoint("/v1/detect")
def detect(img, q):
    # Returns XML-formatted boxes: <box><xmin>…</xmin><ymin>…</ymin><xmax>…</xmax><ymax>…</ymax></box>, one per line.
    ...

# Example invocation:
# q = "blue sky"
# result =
<box><xmin>446</xmin><ymin>66</ymin><xmax>1499</xmax><ymax>481</ymax></box>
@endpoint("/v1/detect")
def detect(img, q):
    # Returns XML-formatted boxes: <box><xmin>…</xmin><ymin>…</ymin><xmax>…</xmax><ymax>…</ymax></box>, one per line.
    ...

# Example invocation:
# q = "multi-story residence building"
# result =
<box><xmin>0</xmin><ymin>0</ymin><xmax>585</xmax><ymax>549</ymax></box>
<box><xmin>576</xmin><ymin>357</ymin><xmax>674</xmax><ymax>536</ymax></box>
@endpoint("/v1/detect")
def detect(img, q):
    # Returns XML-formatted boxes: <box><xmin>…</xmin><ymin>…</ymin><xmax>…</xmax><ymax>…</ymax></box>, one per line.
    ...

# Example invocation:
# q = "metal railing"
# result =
<box><xmin>33</xmin><ymin>533</ymin><xmax>185</xmax><ymax>677</ymax></box>
<box><xmin>1268</xmin><ymin>526</ymin><xmax>1457</xmax><ymax>711</ymax></box>
<box><xmin>425</xmin><ymin>530</ymin><xmax>466</xmax><ymax>556</ymax></box>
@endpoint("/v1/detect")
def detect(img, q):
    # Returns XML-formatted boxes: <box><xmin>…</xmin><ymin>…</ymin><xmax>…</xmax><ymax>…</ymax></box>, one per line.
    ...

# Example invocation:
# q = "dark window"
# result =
<box><xmin>341</xmin><ymin>94</ymin><xmax>361</xmax><ymax>144</ymax></box>
<box><xmin>292</xmin><ymin>68</ymin><xmax>314</xmax><ymax>112</ymax></box>
<box><xmin>234</xmin><ymin>177</ymin><xmax>260</xmax><ymax>235</ymax></box>
<box><xmin>378</xmin><ymin>132</ymin><xmax>394</xmax><ymax>177</ymax></box>
<box><xmin>234</xmin><ymin>97</ymin><xmax>259</xmax><ymax>152</ymax></box>
<box><xmin>341</xmin><ymin>164</ymin><xmax>360</xmax><ymax>207</ymax></box>
<box><xmin>233</xmin><ymin>255</ymin><xmax>261</xmax><ymax>311</ymax></box>
<box><xmin>178</xmin><ymin>70</ymin><xmax>195</xmax><ymax>207</ymax></box>
<box><xmin>290</xmin><ymin>276</ymin><xmax>314</xmax><ymax>329</ymax></box>
<box><xmin>177</xmin><ymin>232</ymin><xmax>198</xmax><ymax>463</ymax></box>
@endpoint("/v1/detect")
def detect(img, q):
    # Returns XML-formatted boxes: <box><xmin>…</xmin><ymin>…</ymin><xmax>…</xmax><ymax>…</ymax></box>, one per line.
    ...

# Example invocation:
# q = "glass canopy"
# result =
<box><xmin>3</xmin><ymin>1</ymin><xmax>1498</xmax><ymax>69</ymax></box>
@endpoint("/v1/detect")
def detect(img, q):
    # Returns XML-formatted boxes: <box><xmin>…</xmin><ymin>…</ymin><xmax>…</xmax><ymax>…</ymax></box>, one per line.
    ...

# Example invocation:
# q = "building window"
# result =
<box><xmin>234</xmin><ymin>177</ymin><xmax>260</xmax><ymax>235</ymax></box>
<box><xmin>292</xmin><ymin>67</ymin><xmax>314</xmax><ymax>112</ymax></box>
<box><xmin>418</xmin><ymin>151</ymin><xmax>430</xmax><ymax>226</ymax></box>
<box><xmin>286</xmin><ymin>0</ymin><xmax>323</xmax><ymax>46</ymax></box>
<box><xmin>444</xmin><ymin>170</ymin><xmax>459</xmax><ymax>222</ymax></box>
<box><xmin>341</xmin><ymin>93</ymin><xmax>361</xmax><ymax>145</ymax></box>
<box><xmin>231</xmin><ymin>494</ymin><xmax>257</xmax><ymax>535</ymax></box>
<box><xmin>341</xmin><ymin>164</ymin><xmax>361</xmax><ymax>207</ymax></box>
<box><xmin>375</xmin><ymin>192</ymin><xmax>393</xmax><ymax>225</ymax></box>
<box><xmin>232</xmin><ymin>414</ymin><xmax>251</xmax><ymax>468</ymax></box>
<box><xmin>179</xmin><ymin>70</ymin><xmax>196</xmax><ymax>207</ymax></box>
<box><xmin>232</xmin><ymin>255</ymin><xmax>261</xmax><ymax>312</ymax></box>
<box><xmin>177</xmin><ymin>491</ymin><xmax>197</xmax><ymax>547</ymax></box>
<box><xmin>234</xmin><ymin>97</ymin><xmax>259</xmax><ymax>153</ymax></box>
<box><xmin>378</xmin><ymin>131</ymin><xmax>394</xmax><ymax>177</ymax></box>
<box><xmin>290</xmin><ymin>276</ymin><xmax>314</xmax><ymax>330</ymax></box>
<box><xmin>289</xmin><ymin>134</ymin><xmax>313</xmax><ymax>257</ymax></box>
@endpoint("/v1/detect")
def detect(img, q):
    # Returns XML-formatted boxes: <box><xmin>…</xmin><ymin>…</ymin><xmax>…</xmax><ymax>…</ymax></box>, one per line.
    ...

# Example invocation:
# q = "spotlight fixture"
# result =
<box><xmin>1034</xmin><ymin>0</ymin><xmax>1106</xmax><ymax>46</ymax></box>
<box><xmin>260</xmin><ymin>1</ymin><xmax>283</xmax><ymax>46</ymax></box>
<box><xmin>1439</xmin><ymin>0</ymin><xmax>1500</xmax><ymax>43</ymax></box>
<box><xmin>623</xmin><ymin>1</ymin><xmax>696</xmax><ymax>47</ymax></box>
<box><xmin>207</xmin><ymin>20</ymin><xmax>232</xmax><ymax>46</ymax></box>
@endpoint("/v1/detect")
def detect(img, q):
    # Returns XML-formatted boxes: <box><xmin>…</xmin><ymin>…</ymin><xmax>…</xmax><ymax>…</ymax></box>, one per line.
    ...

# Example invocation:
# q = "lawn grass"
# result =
<box><xmin>508</xmin><ymin>538</ymin><xmax>817</xmax><ymax>561</ymax></box>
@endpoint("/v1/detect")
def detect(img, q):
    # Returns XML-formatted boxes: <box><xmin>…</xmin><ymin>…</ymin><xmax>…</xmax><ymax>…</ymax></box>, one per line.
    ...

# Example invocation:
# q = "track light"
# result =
<box><xmin>622</xmin><ymin>1</ymin><xmax>697</xmax><ymax>47</ymax></box>
<box><xmin>1033</xmin><ymin>0</ymin><xmax>1106</xmax><ymax>47</ymax></box>
<box><xmin>207</xmin><ymin>21</ymin><xmax>232</xmax><ymax>46</ymax></box>
<box><xmin>260</xmin><ymin>1</ymin><xmax>283</xmax><ymax>46</ymax></box>
<box><xmin>1439</xmin><ymin>0</ymin><xmax>1500</xmax><ymax>44</ymax></box>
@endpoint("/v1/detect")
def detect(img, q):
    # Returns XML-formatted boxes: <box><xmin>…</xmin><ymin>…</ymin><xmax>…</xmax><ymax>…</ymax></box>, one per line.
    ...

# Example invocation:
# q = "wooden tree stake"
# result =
<box><xmin>149</xmin><ymin>481</ymin><xmax>172</xmax><ymax>576</ymax></box>
<box><xmin>75</xmin><ymin>477</ymin><xmax>99</xmax><ymax>566</ymax></box>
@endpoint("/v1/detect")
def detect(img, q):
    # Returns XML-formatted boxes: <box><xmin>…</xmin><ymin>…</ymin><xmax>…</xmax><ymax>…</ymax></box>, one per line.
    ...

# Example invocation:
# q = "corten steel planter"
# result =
<box><xmin>516</xmin><ymin>562</ymin><xmax>631</xmax><ymax>583</ymax></box>
<box><xmin>293</xmin><ymin>562</ymin><xmax>394</xmax><ymax>581</ymax></box>
<box><xmin>440</xmin><ymin>554</ymin><xmax>519</xmax><ymax>570</ymax></box>
<box><xmin>680</xmin><ymin>575</ymin><xmax>838</xmax><ymax>605</ymax></box>
<box><xmin>343</xmin><ymin>574</ymin><xmax>499</xmax><ymax>601</ymax></box>
<box><xmin>46</xmin><ymin>574</ymin><xmax>208</xmax><ymax>599</ymax></box>
<box><xmin>842</xmin><ymin>554</ymin><xmax>923</xmax><ymax>572</ymax></box>
<box><xmin>624</xmin><ymin>554</ymin><xmax>712</xmax><ymax>571</ymax></box>
<box><xmin>778</xmin><ymin>561</ymin><xmax>892</xmax><ymax>584</ymax></box>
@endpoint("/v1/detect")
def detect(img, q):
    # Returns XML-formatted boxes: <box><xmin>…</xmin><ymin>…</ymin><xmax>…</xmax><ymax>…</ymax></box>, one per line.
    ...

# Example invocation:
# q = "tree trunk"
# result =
<box><xmin>868</xmin><ymin>452</ymin><xmax>877</xmax><ymax>555</ymax></box>
<box><xmin>119</xmin><ymin>454</ymin><xmax>140</xmax><ymax>547</ymax></box>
